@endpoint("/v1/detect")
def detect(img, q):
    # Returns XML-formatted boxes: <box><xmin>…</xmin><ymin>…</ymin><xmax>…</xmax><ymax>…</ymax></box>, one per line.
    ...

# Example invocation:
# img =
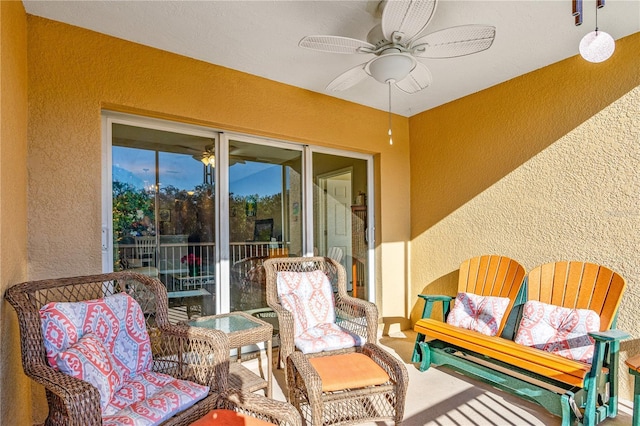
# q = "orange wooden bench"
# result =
<box><xmin>413</xmin><ymin>258</ymin><xmax>628</xmax><ymax>426</ymax></box>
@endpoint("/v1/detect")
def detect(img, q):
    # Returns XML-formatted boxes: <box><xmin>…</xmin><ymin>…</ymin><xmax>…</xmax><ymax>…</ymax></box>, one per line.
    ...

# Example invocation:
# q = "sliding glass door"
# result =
<box><xmin>103</xmin><ymin>113</ymin><xmax>373</xmax><ymax>322</ymax></box>
<box><xmin>227</xmin><ymin>138</ymin><xmax>303</xmax><ymax>312</ymax></box>
<box><xmin>109</xmin><ymin>122</ymin><xmax>218</xmax><ymax>318</ymax></box>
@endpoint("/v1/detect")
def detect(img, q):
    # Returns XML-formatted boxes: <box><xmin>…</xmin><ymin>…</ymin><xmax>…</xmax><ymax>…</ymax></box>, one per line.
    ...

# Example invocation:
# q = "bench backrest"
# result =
<box><xmin>526</xmin><ymin>261</ymin><xmax>626</xmax><ymax>331</ymax></box>
<box><xmin>458</xmin><ymin>255</ymin><xmax>526</xmax><ymax>335</ymax></box>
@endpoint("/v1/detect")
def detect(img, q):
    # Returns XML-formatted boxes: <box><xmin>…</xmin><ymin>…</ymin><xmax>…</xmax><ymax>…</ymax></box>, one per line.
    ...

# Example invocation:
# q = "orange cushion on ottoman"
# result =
<box><xmin>191</xmin><ymin>409</ymin><xmax>276</xmax><ymax>425</ymax></box>
<box><xmin>309</xmin><ymin>352</ymin><xmax>390</xmax><ymax>392</ymax></box>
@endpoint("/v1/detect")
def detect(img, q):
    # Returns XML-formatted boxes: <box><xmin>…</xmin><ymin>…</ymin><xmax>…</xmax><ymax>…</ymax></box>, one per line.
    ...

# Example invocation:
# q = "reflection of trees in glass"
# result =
<box><xmin>157</xmin><ymin>184</ymin><xmax>215</xmax><ymax>242</ymax></box>
<box><xmin>229</xmin><ymin>193</ymin><xmax>283</xmax><ymax>242</ymax></box>
<box><xmin>114</xmin><ymin>179</ymin><xmax>285</xmax><ymax>245</ymax></box>
<box><xmin>112</xmin><ymin>181</ymin><xmax>155</xmax><ymax>241</ymax></box>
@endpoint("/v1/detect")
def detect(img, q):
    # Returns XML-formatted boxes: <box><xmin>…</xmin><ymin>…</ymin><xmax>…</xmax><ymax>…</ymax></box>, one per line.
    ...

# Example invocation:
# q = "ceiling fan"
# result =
<box><xmin>299</xmin><ymin>0</ymin><xmax>496</xmax><ymax>95</ymax></box>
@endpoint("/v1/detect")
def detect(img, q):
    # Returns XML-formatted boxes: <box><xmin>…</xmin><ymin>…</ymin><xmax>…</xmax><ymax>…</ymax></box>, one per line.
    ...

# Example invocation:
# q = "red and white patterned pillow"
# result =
<box><xmin>514</xmin><ymin>300</ymin><xmax>600</xmax><ymax>363</ymax></box>
<box><xmin>56</xmin><ymin>332</ymin><xmax>125</xmax><ymax>412</ymax></box>
<box><xmin>446</xmin><ymin>292</ymin><xmax>511</xmax><ymax>336</ymax></box>
<box><xmin>40</xmin><ymin>293</ymin><xmax>152</xmax><ymax>379</ymax></box>
<box><xmin>277</xmin><ymin>270</ymin><xmax>335</xmax><ymax>337</ymax></box>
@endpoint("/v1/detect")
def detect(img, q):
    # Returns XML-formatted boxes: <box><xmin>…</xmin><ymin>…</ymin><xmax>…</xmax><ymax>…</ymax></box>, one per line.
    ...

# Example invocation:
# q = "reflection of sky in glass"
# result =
<box><xmin>113</xmin><ymin>146</ymin><xmax>282</xmax><ymax>196</ymax></box>
<box><xmin>230</xmin><ymin>162</ymin><xmax>281</xmax><ymax>197</ymax></box>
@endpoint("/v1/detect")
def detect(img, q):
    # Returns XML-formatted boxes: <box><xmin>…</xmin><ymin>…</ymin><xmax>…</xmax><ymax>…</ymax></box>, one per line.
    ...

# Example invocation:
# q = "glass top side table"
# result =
<box><xmin>188</xmin><ymin>311</ymin><xmax>273</xmax><ymax>397</ymax></box>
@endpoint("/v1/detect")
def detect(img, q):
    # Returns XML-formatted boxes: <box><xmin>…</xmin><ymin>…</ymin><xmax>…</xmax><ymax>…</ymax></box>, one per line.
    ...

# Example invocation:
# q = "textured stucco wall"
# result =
<box><xmin>0</xmin><ymin>1</ymin><xmax>30</xmax><ymax>424</ymax></box>
<box><xmin>409</xmin><ymin>32</ymin><xmax>640</xmax><ymax>400</ymax></box>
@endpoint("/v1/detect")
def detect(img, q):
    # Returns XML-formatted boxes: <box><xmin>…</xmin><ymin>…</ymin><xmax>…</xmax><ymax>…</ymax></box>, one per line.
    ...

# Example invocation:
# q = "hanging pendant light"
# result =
<box><xmin>575</xmin><ymin>0</ymin><xmax>615</xmax><ymax>63</ymax></box>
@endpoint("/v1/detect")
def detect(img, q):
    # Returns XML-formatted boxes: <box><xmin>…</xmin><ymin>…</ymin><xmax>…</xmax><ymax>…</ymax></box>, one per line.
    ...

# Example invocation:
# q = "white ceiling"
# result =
<box><xmin>23</xmin><ymin>0</ymin><xmax>639</xmax><ymax>117</ymax></box>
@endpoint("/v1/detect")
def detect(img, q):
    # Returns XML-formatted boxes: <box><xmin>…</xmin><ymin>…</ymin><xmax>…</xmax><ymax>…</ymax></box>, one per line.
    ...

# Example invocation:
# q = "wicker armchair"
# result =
<box><xmin>264</xmin><ymin>257</ymin><xmax>408</xmax><ymax>425</ymax></box>
<box><xmin>5</xmin><ymin>271</ymin><xmax>301</xmax><ymax>426</ymax></box>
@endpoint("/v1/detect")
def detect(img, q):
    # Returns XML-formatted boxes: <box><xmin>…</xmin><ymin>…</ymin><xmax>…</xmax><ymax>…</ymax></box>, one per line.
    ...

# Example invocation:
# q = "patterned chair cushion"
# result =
<box><xmin>277</xmin><ymin>270</ymin><xmax>336</xmax><ymax>337</ymax></box>
<box><xmin>55</xmin><ymin>332</ymin><xmax>125</xmax><ymax>412</ymax></box>
<box><xmin>514</xmin><ymin>300</ymin><xmax>600</xmax><ymax>363</ymax></box>
<box><xmin>40</xmin><ymin>293</ymin><xmax>152</xmax><ymax>379</ymax></box>
<box><xmin>295</xmin><ymin>323</ymin><xmax>364</xmax><ymax>354</ymax></box>
<box><xmin>103</xmin><ymin>371</ymin><xmax>209</xmax><ymax>425</ymax></box>
<box><xmin>446</xmin><ymin>292</ymin><xmax>510</xmax><ymax>336</ymax></box>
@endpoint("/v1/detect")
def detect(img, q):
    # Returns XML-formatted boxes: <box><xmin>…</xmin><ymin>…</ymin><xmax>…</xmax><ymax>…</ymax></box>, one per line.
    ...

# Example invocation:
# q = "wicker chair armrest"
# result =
<box><xmin>267</xmin><ymin>302</ymin><xmax>296</xmax><ymax>364</ymax></box>
<box><xmin>152</xmin><ymin>324</ymin><xmax>230</xmax><ymax>391</ymax></box>
<box><xmin>28</xmin><ymin>363</ymin><xmax>103</xmax><ymax>426</ymax></box>
<box><xmin>287</xmin><ymin>351</ymin><xmax>324</xmax><ymax>407</ymax></box>
<box><xmin>335</xmin><ymin>296</ymin><xmax>378</xmax><ymax>343</ymax></box>
<box><xmin>362</xmin><ymin>343</ymin><xmax>409</xmax><ymax>388</ymax></box>
<box><xmin>220</xmin><ymin>389</ymin><xmax>302</xmax><ymax>426</ymax></box>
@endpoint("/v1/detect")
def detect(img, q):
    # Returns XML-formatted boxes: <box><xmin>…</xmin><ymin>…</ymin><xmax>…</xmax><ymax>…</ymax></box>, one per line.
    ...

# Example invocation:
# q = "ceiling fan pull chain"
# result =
<box><xmin>388</xmin><ymin>82</ymin><xmax>393</xmax><ymax>145</ymax></box>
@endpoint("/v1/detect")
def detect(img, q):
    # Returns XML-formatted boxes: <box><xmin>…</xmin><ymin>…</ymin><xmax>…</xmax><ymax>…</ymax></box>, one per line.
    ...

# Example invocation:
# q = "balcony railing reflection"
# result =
<box><xmin>117</xmin><ymin>241</ymin><xmax>290</xmax><ymax>277</ymax></box>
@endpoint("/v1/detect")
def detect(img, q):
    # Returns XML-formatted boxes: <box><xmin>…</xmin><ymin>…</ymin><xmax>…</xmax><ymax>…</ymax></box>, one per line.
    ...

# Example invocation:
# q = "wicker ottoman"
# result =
<box><xmin>286</xmin><ymin>346</ymin><xmax>408</xmax><ymax>426</ymax></box>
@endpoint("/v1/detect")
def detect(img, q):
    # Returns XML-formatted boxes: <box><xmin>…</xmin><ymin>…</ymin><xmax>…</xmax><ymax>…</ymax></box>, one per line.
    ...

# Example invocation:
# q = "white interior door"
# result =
<box><xmin>324</xmin><ymin>172</ymin><xmax>352</xmax><ymax>288</ymax></box>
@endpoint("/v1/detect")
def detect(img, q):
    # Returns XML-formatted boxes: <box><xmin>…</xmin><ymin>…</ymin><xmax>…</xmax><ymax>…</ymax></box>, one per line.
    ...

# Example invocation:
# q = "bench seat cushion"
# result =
<box><xmin>514</xmin><ymin>300</ymin><xmax>600</xmax><ymax>364</ymax></box>
<box><xmin>415</xmin><ymin>317</ymin><xmax>592</xmax><ymax>387</ymax></box>
<box><xmin>103</xmin><ymin>371</ymin><xmax>209</xmax><ymax>425</ymax></box>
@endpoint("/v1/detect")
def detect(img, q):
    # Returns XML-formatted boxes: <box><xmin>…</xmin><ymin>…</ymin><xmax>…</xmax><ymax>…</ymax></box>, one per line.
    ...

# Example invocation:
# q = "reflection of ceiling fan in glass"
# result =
<box><xmin>192</xmin><ymin>144</ymin><xmax>215</xmax><ymax>166</ymax></box>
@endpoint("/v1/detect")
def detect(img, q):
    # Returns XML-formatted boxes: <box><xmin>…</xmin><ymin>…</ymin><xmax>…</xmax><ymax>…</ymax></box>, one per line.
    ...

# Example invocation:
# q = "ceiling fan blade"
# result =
<box><xmin>394</xmin><ymin>61</ymin><xmax>432</xmax><ymax>94</ymax></box>
<box><xmin>326</xmin><ymin>62</ymin><xmax>370</xmax><ymax>91</ymax></box>
<box><xmin>381</xmin><ymin>0</ymin><xmax>437</xmax><ymax>45</ymax></box>
<box><xmin>410</xmin><ymin>25</ymin><xmax>496</xmax><ymax>58</ymax></box>
<box><xmin>299</xmin><ymin>35</ymin><xmax>375</xmax><ymax>54</ymax></box>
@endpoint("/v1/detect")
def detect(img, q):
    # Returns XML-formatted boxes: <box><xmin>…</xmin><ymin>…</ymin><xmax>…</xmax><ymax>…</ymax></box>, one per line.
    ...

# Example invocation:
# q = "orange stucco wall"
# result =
<box><xmin>26</xmin><ymin>15</ymin><xmax>411</xmax><ymax>314</ymax></box>
<box><xmin>0</xmin><ymin>0</ymin><xmax>30</xmax><ymax>424</ymax></box>
<box><xmin>21</xmin><ymin>15</ymin><xmax>412</xmax><ymax>422</ymax></box>
<box><xmin>409</xmin><ymin>31</ymin><xmax>640</xmax><ymax>399</ymax></box>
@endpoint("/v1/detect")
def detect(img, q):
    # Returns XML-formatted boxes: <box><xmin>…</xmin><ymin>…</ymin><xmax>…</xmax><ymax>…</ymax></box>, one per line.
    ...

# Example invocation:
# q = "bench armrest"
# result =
<box><xmin>417</xmin><ymin>294</ymin><xmax>453</xmax><ymax>319</ymax></box>
<box><xmin>589</xmin><ymin>329</ymin><xmax>630</xmax><ymax>342</ymax></box>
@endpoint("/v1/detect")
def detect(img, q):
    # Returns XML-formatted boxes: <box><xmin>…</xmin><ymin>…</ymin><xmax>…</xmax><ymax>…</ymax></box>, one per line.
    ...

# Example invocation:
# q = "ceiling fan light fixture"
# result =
<box><xmin>579</xmin><ymin>30</ymin><xmax>615</xmax><ymax>63</ymax></box>
<box><xmin>368</xmin><ymin>53</ymin><xmax>415</xmax><ymax>84</ymax></box>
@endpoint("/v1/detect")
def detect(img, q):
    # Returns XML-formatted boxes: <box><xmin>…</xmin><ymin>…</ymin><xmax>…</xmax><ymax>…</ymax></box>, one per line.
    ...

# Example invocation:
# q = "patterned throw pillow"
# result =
<box><xmin>40</xmin><ymin>293</ymin><xmax>153</xmax><ymax>379</ymax></box>
<box><xmin>277</xmin><ymin>270</ymin><xmax>335</xmax><ymax>337</ymax></box>
<box><xmin>445</xmin><ymin>292</ymin><xmax>511</xmax><ymax>336</ymax></box>
<box><xmin>56</xmin><ymin>332</ymin><xmax>124</xmax><ymax>412</ymax></box>
<box><xmin>514</xmin><ymin>300</ymin><xmax>600</xmax><ymax>363</ymax></box>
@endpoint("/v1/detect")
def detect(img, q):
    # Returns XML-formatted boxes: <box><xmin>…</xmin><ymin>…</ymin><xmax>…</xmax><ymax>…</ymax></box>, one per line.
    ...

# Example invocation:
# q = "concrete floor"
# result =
<box><xmin>241</xmin><ymin>330</ymin><xmax>634</xmax><ymax>426</ymax></box>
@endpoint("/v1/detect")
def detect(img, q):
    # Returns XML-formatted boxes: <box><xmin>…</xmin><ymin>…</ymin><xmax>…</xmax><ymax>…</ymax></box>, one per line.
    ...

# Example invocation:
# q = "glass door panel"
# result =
<box><xmin>111</xmin><ymin>123</ymin><xmax>217</xmax><ymax>317</ymax></box>
<box><xmin>312</xmin><ymin>153</ymin><xmax>369</xmax><ymax>299</ymax></box>
<box><xmin>228</xmin><ymin>139</ymin><xmax>303</xmax><ymax>312</ymax></box>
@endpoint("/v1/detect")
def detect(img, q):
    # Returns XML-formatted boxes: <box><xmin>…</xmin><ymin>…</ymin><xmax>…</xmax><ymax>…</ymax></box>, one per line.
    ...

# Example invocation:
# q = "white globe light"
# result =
<box><xmin>368</xmin><ymin>53</ymin><xmax>415</xmax><ymax>84</ymax></box>
<box><xmin>579</xmin><ymin>30</ymin><xmax>615</xmax><ymax>63</ymax></box>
